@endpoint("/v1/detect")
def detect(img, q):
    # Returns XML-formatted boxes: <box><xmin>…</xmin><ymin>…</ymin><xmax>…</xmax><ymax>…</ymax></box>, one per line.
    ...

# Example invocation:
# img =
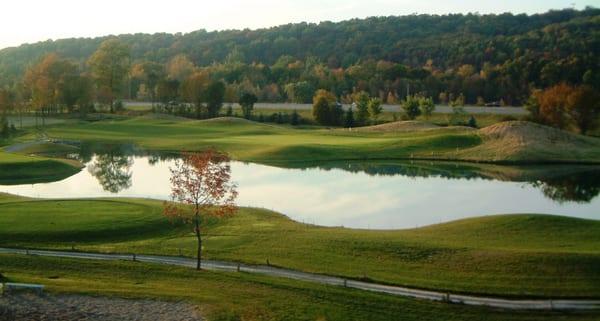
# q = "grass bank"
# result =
<box><xmin>0</xmin><ymin>148</ymin><xmax>81</xmax><ymax>185</ymax></box>
<box><xmin>2</xmin><ymin>254</ymin><xmax>593</xmax><ymax>321</ymax></box>
<box><xmin>28</xmin><ymin>117</ymin><xmax>600</xmax><ymax>164</ymax></box>
<box><xmin>0</xmin><ymin>194</ymin><xmax>598</xmax><ymax>298</ymax></box>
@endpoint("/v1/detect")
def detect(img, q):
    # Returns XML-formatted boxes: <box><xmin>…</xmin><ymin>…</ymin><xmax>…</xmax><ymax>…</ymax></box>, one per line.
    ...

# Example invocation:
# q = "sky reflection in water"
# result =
<box><xmin>1</xmin><ymin>155</ymin><xmax>599</xmax><ymax>229</ymax></box>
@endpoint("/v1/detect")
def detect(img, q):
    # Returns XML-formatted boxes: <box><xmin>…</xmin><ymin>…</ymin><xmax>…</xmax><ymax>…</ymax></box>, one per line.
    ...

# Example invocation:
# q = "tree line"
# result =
<box><xmin>0</xmin><ymin>8</ymin><xmax>597</xmax><ymax>106</ymax></box>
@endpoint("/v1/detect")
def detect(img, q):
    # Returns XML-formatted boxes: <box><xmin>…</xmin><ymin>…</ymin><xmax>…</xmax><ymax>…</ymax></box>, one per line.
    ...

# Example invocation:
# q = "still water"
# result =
<box><xmin>1</xmin><ymin>148</ymin><xmax>599</xmax><ymax>229</ymax></box>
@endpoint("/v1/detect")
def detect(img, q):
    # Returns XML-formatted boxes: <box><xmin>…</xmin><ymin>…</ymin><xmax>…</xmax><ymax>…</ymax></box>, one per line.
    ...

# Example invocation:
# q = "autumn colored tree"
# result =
<box><xmin>535</xmin><ymin>83</ymin><xmax>572</xmax><ymax>130</ymax></box>
<box><xmin>132</xmin><ymin>61</ymin><xmax>165</xmax><ymax>107</ymax></box>
<box><xmin>166</xmin><ymin>54</ymin><xmax>196</xmax><ymax>82</ymax></box>
<box><xmin>88</xmin><ymin>39</ymin><xmax>130</xmax><ymax>113</ymax></box>
<box><xmin>164</xmin><ymin>150</ymin><xmax>238</xmax><ymax>270</ymax></box>
<box><xmin>182</xmin><ymin>71</ymin><xmax>210</xmax><ymax>118</ymax></box>
<box><xmin>312</xmin><ymin>89</ymin><xmax>341</xmax><ymax>126</ymax></box>
<box><xmin>566</xmin><ymin>85</ymin><xmax>600</xmax><ymax>135</ymax></box>
<box><xmin>23</xmin><ymin>53</ymin><xmax>75</xmax><ymax>124</ymax></box>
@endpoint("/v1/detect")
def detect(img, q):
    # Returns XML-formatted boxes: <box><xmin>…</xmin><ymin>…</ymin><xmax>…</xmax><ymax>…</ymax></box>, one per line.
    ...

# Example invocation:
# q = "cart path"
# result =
<box><xmin>1</xmin><ymin>247</ymin><xmax>598</xmax><ymax>311</ymax></box>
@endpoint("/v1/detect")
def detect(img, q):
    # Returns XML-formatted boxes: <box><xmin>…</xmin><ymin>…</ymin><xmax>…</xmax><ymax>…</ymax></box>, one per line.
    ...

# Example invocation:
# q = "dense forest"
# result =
<box><xmin>0</xmin><ymin>8</ymin><xmax>598</xmax><ymax>106</ymax></box>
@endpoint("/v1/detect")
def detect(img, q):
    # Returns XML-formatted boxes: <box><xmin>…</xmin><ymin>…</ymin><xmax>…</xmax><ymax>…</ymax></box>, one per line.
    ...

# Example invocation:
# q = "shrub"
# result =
<box><xmin>402</xmin><ymin>95</ymin><xmax>421</xmax><ymax>120</ymax></box>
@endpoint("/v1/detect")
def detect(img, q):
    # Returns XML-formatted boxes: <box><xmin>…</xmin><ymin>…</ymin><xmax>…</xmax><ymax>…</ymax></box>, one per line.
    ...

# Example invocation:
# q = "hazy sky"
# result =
<box><xmin>1</xmin><ymin>0</ymin><xmax>595</xmax><ymax>49</ymax></box>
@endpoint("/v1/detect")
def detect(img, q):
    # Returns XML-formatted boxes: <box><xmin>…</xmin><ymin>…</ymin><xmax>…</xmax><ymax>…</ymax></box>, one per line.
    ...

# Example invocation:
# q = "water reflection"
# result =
<box><xmin>1</xmin><ymin>144</ymin><xmax>599</xmax><ymax>228</ymax></box>
<box><xmin>280</xmin><ymin>161</ymin><xmax>600</xmax><ymax>203</ymax></box>
<box><xmin>87</xmin><ymin>154</ymin><xmax>133</xmax><ymax>193</ymax></box>
<box><xmin>533</xmin><ymin>172</ymin><xmax>600</xmax><ymax>204</ymax></box>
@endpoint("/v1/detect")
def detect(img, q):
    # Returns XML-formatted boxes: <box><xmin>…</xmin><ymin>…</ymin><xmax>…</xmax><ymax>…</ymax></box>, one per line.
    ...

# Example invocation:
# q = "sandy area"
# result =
<box><xmin>0</xmin><ymin>292</ymin><xmax>202</xmax><ymax>321</ymax></box>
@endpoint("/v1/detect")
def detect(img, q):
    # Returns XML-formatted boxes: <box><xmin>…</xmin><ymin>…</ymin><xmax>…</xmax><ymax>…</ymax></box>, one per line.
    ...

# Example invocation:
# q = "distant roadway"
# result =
<box><xmin>1</xmin><ymin>247</ymin><xmax>597</xmax><ymax>311</ymax></box>
<box><xmin>125</xmin><ymin>101</ymin><xmax>528</xmax><ymax>115</ymax></box>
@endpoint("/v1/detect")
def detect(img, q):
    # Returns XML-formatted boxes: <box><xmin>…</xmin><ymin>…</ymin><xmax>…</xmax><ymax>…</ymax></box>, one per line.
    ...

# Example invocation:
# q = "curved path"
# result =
<box><xmin>1</xmin><ymin>247</ymin><xmax>598</xmax><ymax>311</ymax></box>
<box><xmin>125</xmin><ymin>101</ymin><xmax>528</xmax><ymax>115</ymax></box>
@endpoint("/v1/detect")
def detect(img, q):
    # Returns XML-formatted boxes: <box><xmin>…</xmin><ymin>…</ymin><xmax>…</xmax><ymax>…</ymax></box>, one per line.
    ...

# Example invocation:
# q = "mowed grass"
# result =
<box><xmin>2</xmin><ymin>255</ymin><xmax>593</xmax><ymax>321</ymax></box>
<box><xmin>0</xmin><ymin>149</ymin><xmax>81</xmax><ymax>185</ymax></box>
<box><xmin>1</xmin><ymin>194</ymin><xmax>598</xmax><ymax>298</ymax></box>
<box><xmin>33</xmin><ymin>116</ymin><xmax>600</xmax><ymax>164</ymax></box>
<box><xmin>37</xmin><ymin>116</ymin><xmax>483</xmax><ymax>163</ymax></box>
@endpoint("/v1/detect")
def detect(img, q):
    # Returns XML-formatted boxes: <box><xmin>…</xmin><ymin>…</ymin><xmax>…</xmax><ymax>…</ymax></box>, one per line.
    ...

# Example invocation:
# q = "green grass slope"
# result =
<box><xmin>0</xmin><ymin>149</ymin><xmax>81</xmax><ymax>185</ymax></box>
<box><xmin>2</xmin><ymin>254</ymin><xmax>593</xmax><ymax>321</ymax></box>
<box><xmin>0</xmin><ymin>195</ymin><xmax>598</xmax><ymax>298</ymax></box>
<box><xmin>36</xmin><ymin>117</ymin><xmax>600</xmax><ymax>164</ymax></box>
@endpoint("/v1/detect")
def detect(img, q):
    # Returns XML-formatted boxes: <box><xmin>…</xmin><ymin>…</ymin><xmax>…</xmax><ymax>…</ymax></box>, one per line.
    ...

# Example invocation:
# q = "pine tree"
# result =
<box><xmin>345</xmin><ymin>107</ymin><xmax>355</xmax><ymax>128</ymax></box>
<box><xmin>291</xmin><ymin>109</ymin><xmax>300</xmax><ymax>125</ymax></box>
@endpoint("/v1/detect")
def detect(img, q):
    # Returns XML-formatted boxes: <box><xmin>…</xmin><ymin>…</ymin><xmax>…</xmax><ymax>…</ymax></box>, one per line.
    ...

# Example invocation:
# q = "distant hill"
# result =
<box><xmin>0</xmin><ymin>8</ymin><xmax>598</xmax><ymax>104</ymax></box>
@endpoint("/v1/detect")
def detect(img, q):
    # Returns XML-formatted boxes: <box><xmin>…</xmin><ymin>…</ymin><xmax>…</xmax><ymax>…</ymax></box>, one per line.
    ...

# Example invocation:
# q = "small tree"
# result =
<box><xmin>352</xmin><ymin>91</ymin><xmax>370</xmax><ymax>125</ymax></box>
<box><xmin>449</xmin><ymin>106</ymin><xmax>468</xmax><ymax>125</ymax></box>
<box><xmin>206</xmin><ymin>81</ymin><xmax>226</xmax><ymax>118</ymax></box>
<box><xmin>368</xmin><ymin>98</ymin><xmax>382</xmax><ymax>122</ymax></box>
<box><xmin>312</xmin><ymin>89</ymin><xmax>340</xmax><ymax>126</ymax></box>
<box><xmin>290</xmin><ymin>109</ymin><xmax>300</xmax><ymax>125</ymax></box>
<box><xmin>0</xmin><ymin>114</ymin><xmax>9</xmax><ymax>139</ymax></box>
<box><xmin>402</xmin><ymin>95</ymin><xmax>421</xmax><ymax>120</ymax></box>
<box><xmin>419</xmin><ymin>96</ymin><xmax>435</xmax><ymax>120</ymax></box>
<box><xmin>345</xmin><ymin>107</ymin><xmax>355</xmax><ymax>128</ymax></box>
<box><xmin>450</xmin><ymin>93</ymin><xmax>465</xmax><ymax>107</ymax></box>
<box><xmin>88</xmin><ymin>39</ymin><xmax>131</xmax><ymax>113</ymax></box>
<box><xmin>239</xmin><ymin>92</ymin><xmax>258</xmax><ymax>119</ymax></box>
<box><xmin>467</xmin><ymin>116</ymin><xmax>478</xmax><ymax>128</ymax></box>
<box><xmin>566</xmin><ymin>85</ymin><xmax>600</xmax><ymax>135</ymax></box>
<box><xmin>164</xmin><ymin>150</ymin><xmax>238</xmax><ymax>270</ymax></box>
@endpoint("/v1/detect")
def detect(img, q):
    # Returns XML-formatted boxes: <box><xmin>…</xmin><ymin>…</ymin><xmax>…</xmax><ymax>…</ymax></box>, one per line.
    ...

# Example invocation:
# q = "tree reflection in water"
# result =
<box><xmin>532</xmin><ymin>171</ymin><xmax>600</xmax><ymax>204</ymax></box>
<box><xmin>78</xmin><ymin>142</ymin><xmax>600</xmax><ymax>203</ymax></box>
<box><xmin>87</xmin><ymin>151</ymin><xmax>133</xmax><ymax>193</ymax></box>
<box><xmin>291</xmin><ymin>161</ymin><xmax>600</xmax><ymax>204</ymax></box>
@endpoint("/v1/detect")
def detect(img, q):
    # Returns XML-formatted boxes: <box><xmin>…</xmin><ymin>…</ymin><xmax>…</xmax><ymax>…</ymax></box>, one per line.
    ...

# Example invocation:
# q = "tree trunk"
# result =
<box><xmin>194</xmin><ymin>208</ymin><xmax>202</xmax><ymax>270</ymax></box>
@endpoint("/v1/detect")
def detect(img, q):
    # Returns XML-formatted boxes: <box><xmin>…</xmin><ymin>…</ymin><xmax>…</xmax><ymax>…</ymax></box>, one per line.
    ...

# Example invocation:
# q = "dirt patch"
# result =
<box><xmin>352</xmin><ymin>120</ymin><xmax>473</xmax><ymax>133</ymax></box>
<box><xmin>352</xmin><ymin>120</ymin><xmax>440</xmax><ymax>132</ymax></box>
<box><xmin>137</xmin><ymin>113</ymin><xmax>192</xmax><ymax>122</ymax></box>
<box><xmin>463</xmin><ymin>121</ymin><xmax>600</xmax><ymax>162</ymax></box>
<box><xmin>0</xmin><ymin>292</ymin><xmax>202</xmax><ymax>321</ymax></box>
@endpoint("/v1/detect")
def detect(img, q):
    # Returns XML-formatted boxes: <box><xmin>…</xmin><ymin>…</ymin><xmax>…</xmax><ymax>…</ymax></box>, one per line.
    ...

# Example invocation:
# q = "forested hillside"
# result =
<box><xmin>0</xmin><ymin>8</ymin><xmax>598</xmax><ymax>105</ymax></box>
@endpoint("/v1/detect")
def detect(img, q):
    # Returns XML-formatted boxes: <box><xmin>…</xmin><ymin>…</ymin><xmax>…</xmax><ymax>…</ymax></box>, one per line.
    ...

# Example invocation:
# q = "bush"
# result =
<box><xmin>114</xmin><ymin>100</ymin><xmax>124</xmax><ymax>112</ymax></box>
<box><xmin>467</xmin><ymin>116</ymin><xmax>478</xmax><ymax>128</ymax></box>
<box><xmin>448</xmin><ymin>106</ymin><xmax>468</xmax><ymax>125</ymax></box>
<box><xmin>312</xmin><ymin>90</ymin><xmax>342</xmax><ymax>126</ymax></box>
<box><xmin>290</xmin><ymin>110</ymin><xmax>300</xmax><ymax>125</ymax></box>
<box><xmin>402</xmin><ymin>95</ymin><xmax>421</xmax><ymax>120</ymax></box>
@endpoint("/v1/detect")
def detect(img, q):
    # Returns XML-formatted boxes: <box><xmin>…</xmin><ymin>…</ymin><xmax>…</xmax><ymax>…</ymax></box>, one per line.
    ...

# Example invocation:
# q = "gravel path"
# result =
<box><xmin>2</xmin><ymin>247</ymin><xmax>599</xmax><ymax>311</ymax></box>
<box><xmin>125</xmin><ymin>101</ymin><xmax>528</xmax><ymax>115</ymax></box>
<box><xmin>0</xmin><ymin>292</ymin><xmax>202</xmax><ymax>321</ymax></box>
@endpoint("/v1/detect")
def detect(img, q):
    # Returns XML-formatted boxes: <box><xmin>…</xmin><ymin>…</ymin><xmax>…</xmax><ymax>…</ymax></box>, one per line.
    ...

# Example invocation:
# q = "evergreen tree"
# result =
<box><xmin>402</xmin><ymin>95</ymin><xmax>421</xmax><ymax>120</ymax></box>
<box><xmin>345</xmin><ymin>107</ymin><xmax>355</xmax><ymax>128</ymax></box>
<box><xmin>291</xmin><ymin>109</ymin><xmax>300</xmax><ymax>125</ymax></box>
<box><xmin>467</xmin><ymin>116</ymin><xmax>478</xmax><ymax>128</ymax></box>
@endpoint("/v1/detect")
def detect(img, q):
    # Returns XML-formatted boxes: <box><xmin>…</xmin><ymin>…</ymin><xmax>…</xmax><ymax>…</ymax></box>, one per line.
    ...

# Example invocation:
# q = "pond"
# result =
<box><xmin>1</xmin><ymin>145</ymin><xmax>599</xmax><ymax>229</ymax></box>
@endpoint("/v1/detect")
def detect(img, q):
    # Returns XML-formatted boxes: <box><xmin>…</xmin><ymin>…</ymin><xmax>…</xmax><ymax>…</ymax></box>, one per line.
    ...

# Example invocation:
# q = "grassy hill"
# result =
<box><xmin>3</xmin><ymin>255</ymin><xmax>594</xmax><ymax>321</ymax></box>
<box><xmin>0</xmin><ymin>148</ymin><xmax>81</xmax><ymax>185</ymax></box>
<box><xmin>35</xmin><ymin>117</ymin><xmax>600</xmax><ymax>164</ymax></box>
<box><xmin>1</xmin><ymin>194</ymin><xmax>598</xmax><ymax>298</ymax></box>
